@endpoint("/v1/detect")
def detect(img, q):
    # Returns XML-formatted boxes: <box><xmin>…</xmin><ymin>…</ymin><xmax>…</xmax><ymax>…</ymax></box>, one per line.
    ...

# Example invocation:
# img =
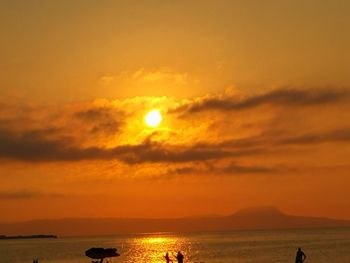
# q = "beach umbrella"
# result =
<box><xmin>85</xmin><ymin>248</ymin><xmax>120</xmax><ymax>259</ymax></box>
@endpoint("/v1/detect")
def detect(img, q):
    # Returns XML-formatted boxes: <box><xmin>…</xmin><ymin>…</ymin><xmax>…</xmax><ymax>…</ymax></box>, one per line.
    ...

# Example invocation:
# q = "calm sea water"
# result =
<box><xmin>1</xmin><ymin>228</ymin><xmax>349</xmax><ymax>263</ymax></box>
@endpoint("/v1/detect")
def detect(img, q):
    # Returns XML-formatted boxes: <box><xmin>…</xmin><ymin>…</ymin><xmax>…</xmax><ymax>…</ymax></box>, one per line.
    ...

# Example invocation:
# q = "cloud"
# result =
<box><xmin>156</xmin><ymin>162</ymin><xmax>280</xmax><ymax>180</ymax></box>
<box><xmin>216</xmin><ymin>128</ymin><xmax>350</xmax><ymax>148</ymax></box>
<box><xmin>132</xmin><ymin>68</ymin><xmax>188</xmax><ymax>85</ymax></box>
<box><xmin>97</xmin><ymin>68</ymin><xmax>196</xmax><ymax>97</ymax></box>
<box><xmin>279</xmin><ymin>128</ymin><xmax>350</xmax><ymax>145</ymax></box>
<box><xmin>220</xmin><ymin>163</ymin><xmax>277</xmax><ymax>174</ymax></box>
<box><xmin>171</xmin><ymin>88</ymin><xmax>350</xmax><ymax>115</ymax></box>
<box><xmin>74</xmin><ymin>107</ymin><xmax>122</xmax><ymax>135</ymax></box>
<box><xmin>0</xmin><ymin>126</ymin><xmax>263</xmax><ymax>163</ymax></box>
<box><xmin>0</xmin><ymin>87</ymin><xmax>350</xmax><ymax>184</ymax></box>
<box><xmin>1</xmin><ymin>124</ymin><xmax>350</xmax><ymax>164</ymax></box>
<box><xmin>0</xmin><ymin>190</ymin><xmax>63</xmax><ymax>200</ymax></box>
<box><xmin>117</xmin><ymin>144</ymin><xmax>262</xmax><ymax>164</ymax></box>
<box><xmin>98</xmin><ymin>75</ymin><xmax>115</xmax><ymax>86</ymax></box>
<box><xmin>99</xmin><ymin>68</ymin><xmax>189</xmax><ymax>87</ymax></box>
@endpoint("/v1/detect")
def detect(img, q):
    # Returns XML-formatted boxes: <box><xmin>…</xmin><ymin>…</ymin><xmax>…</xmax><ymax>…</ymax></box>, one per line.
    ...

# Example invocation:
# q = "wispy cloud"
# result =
<box><xmin>97</xmin><ymin>68</ymin><xmax>195</xmax><ymax>97</ymax></box>
<box><xmin>279</xmin><ymin>128</ymin><xmax>350</xmax><ymax>145</ymax></box>
<box><xmin>171</xmin><ymin>88</ymin><xmax>350</xmax><ymax>115</ymax></box>
<box><xmin>0</xmin><ymin>190</ymin><xmax>63</xmax><ymax>200</ymax></box>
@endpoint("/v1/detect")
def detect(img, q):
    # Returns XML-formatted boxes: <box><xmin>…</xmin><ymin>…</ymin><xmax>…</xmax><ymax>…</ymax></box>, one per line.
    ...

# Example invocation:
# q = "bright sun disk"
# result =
<box><xmin>145</xmin><ymin>109</ymin><xmax>162</xmax><ymax>127</ymax></box>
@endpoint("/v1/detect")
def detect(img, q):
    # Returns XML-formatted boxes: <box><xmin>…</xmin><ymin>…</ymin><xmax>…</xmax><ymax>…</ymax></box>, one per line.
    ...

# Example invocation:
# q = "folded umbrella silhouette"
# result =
<box><xmin>85</xmin><ymin>248</ymin><xmax>120</xmax><ymax>259</ymax></box>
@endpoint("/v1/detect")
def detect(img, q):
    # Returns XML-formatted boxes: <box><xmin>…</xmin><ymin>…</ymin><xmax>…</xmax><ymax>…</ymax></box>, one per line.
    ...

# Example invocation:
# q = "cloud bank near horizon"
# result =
<box><xmin>0</xmin><ymin>87</ymin><xmax>350</xmax><ymax>177</ymax></box>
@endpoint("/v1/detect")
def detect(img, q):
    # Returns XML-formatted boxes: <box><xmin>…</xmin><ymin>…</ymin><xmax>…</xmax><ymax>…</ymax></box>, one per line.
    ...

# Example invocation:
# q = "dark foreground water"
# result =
<box><xmin>1</xmin><ymin>227</ymin><xmax>349</xmax><ymax>262</ymax></box>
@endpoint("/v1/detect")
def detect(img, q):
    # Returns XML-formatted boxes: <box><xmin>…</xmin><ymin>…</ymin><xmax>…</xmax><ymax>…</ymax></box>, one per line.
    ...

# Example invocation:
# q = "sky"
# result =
<box><xmin>0</xmin><ymin>0</ymin><xmax>350</xmax><ymax>222</ymax></box>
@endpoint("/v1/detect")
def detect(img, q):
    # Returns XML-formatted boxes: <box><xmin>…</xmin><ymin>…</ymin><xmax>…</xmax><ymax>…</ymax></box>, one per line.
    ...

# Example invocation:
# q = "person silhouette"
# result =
<box><xmin>164</xmin><ymin>252</ymin><xmax>172</xmax><ymax>263</ymax></box>
<box><xmin>295</xmin><ymin>247</ymin><xmax>306</xmax><ymax>263</ymax></box>
<box><xmin>175</xmin><ymin>251</ymin><xmax>184</xmax><ymax>263</ymax></box>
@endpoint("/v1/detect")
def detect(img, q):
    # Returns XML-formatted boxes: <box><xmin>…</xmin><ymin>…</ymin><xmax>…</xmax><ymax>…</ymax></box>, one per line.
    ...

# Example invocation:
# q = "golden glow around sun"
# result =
<box><xmin>145</xmin><ymin>109</ymin><xmax>162</xmax><ymax>127</ymax></box>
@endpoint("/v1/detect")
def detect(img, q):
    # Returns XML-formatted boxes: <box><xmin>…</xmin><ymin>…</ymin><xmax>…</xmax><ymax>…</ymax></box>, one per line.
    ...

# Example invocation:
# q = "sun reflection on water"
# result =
<box><xmin>141</xmin><ymin>236</ymin><xmax>177</xmax><ymax>244</ymax></box>
<box><xmin>121</xmin><ymin>234</ymin><xmax>190</xmax><ymax>263</ymax></box>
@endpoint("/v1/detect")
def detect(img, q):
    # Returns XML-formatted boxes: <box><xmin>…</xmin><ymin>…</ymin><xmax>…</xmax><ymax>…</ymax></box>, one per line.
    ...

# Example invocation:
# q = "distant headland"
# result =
<box><xmin>1</xmin><ymin>207</ymin><xmax>349</xmax><ymax>237</ymax></box>
<box><xmin>0</xmin><ymin>234</ymin><xmax>57</xmax><ymax>240</ymax></box>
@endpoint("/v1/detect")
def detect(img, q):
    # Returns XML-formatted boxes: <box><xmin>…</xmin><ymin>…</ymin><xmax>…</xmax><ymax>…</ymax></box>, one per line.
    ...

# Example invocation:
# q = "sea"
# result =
<box><xmin>1</xmin><ymin>227</ymin><xmax>349</xmax><ymax>263</ymax></box>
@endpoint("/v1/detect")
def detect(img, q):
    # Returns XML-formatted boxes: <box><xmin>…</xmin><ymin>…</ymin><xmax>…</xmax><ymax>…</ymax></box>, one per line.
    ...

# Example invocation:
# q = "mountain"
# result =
<box><xmin>1</xmin><ymin>207</ymin><xmax>349</xmax><ymax>236</ymax></box>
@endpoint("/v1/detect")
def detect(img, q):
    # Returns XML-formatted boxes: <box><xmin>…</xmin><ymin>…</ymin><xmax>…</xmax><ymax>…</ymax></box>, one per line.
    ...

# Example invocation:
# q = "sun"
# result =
<box><xmin>145</xmin><ymin>109</ymin><xmax>162</xmax><ymax>127</ymax></box>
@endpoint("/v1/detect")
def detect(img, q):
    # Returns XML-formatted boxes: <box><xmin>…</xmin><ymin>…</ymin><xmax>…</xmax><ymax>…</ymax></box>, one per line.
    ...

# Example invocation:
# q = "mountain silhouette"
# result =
<box><xmin>1</xmin><ymin>207</ymin><xmax>349</xmax><ymax>236</ymax></box>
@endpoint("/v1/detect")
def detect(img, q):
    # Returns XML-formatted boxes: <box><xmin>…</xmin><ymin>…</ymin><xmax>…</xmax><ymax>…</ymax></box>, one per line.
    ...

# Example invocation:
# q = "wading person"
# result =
<box><xmin>175</xmin><ymin>251</ymin><xmax>184</xmax><ymax>263</ymax></box>
<box><xmin>295</xmin><ymin>247</ymin><xmax>306</xmax><ymax>263</ymax></box>
<box><xmin>164</xmin><ymin>252</ymin><xmax>172</xmax><ymax>263</ymax></box>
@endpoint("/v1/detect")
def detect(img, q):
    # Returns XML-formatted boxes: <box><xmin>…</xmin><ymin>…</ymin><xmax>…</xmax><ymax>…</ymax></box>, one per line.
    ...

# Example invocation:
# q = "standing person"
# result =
<box><xmin>164</xmin><ymin>252</ymin><xmax>172</xmax><ymax>263</ymax></box>
<box><xmin>175</xmin><ymin>251</ymin><xmax>184</xmax><ymax>263</ymax></box>
<box><xmin>295</xmin><ymin>247</ymin><xmax>306</xmax><ymax>263</ymax></box>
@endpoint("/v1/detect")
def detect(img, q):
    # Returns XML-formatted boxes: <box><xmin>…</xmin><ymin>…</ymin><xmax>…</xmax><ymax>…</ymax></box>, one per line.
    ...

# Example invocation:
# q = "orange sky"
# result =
<box><xmin>1</xmin><ymin>0</ymin><xmax>350</xmax><ymax>222</ymax></box>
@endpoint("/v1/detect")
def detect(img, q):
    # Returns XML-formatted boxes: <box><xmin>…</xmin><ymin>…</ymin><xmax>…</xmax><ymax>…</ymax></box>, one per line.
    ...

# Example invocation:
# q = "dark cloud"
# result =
<box><xmin>117</xmin><ymin>144</ymin><xmax>262</xmax><ymax>164</ymax></box>
<box><xmin>159</xmin><ymin>163</ymin><xmax>279</xmax><ymax>179</ymax></box>
<box><xmin>74</xmin><ymin>108</ymin><xmax>113</xmax><ymax>121</ymax></box>
<box><xmin>171</xmin><ymin>167</ymin><xmax>196</xmax><ymax>174</ymax></box>
<box><xmin>0</xmin><ymin>190</ymin><xmax>63</xmax><ymax>200</ymax></box>
<box><xmin>221</xmin><ymin>163</ymin><xmax>277</xmax><ymax>174</ymax></box>
<box><xmin>210</xmin><ymin>128</ymin><xmax>350</xmax><ymax>149</ymax></box>
<box><xmin>1</xmin><ymin>125</ymin><xmax>350</xmax><ymax>164</ymax></box>
<box><xmin>0</xmin><ymin>128</ymin><xmax>79</xmax><ymax>162</ymax></box>
<box><xmin>171</xmin><ymin>88</ymin><xmax>350</xmax><ymax>115</ymax></box>
<box><xmin>74</xmin><ymin>107</ymin><xmax>122</xmax><ymax>135</ymax></box>
<box><xmin>279</xmin><ymin>128</ymin><xmax>350</xmax><ymax>145</ymax></box>
<box><xmin>0</xmin><ymin>127</ymin><xmax>262</xmax><ymax>163</ymax></box>
<box><xmin>201</xmin><ymin>161</ymin><xmax>280</xmax><ymax>175</ymax></box>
